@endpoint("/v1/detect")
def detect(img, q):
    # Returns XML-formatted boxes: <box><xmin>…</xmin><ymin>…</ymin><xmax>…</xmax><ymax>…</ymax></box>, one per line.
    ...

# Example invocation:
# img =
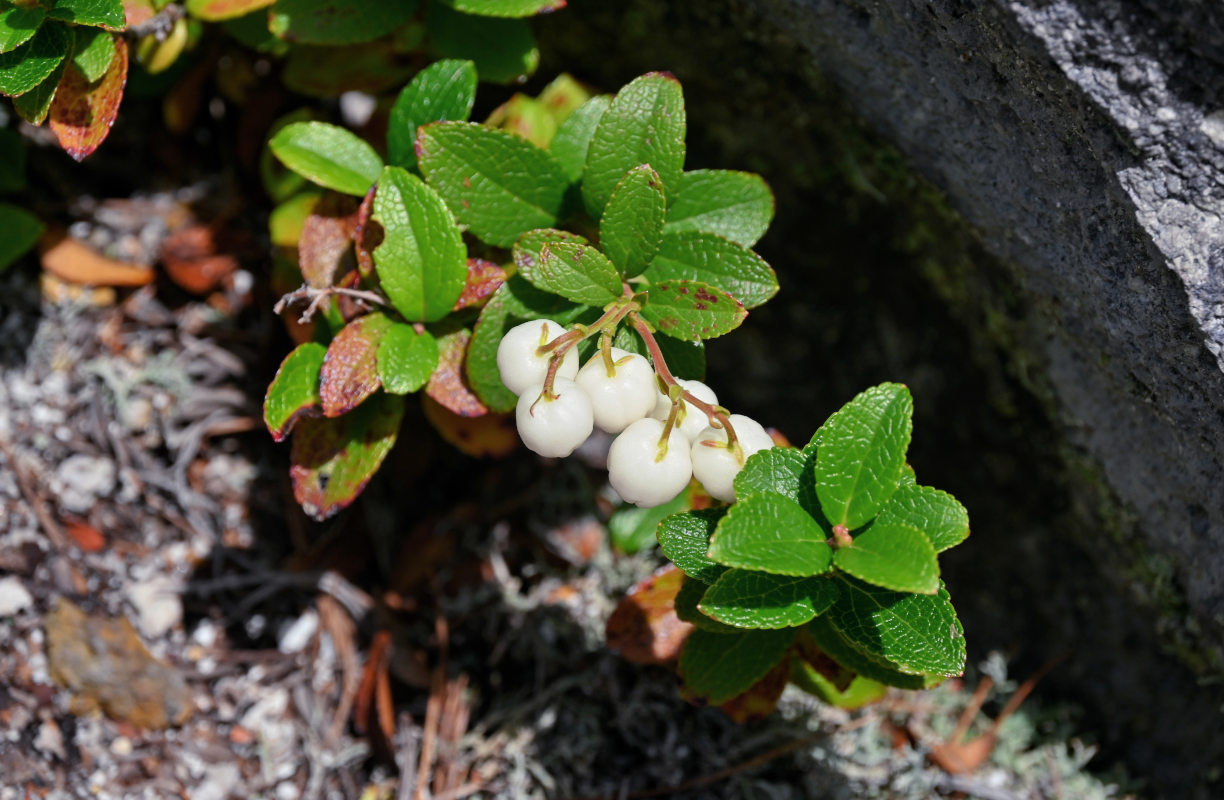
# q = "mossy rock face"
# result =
<box><xmin>539</xmin><ymin>1</ymin><xmax>1224</xmax><ymax>796</ymax></box>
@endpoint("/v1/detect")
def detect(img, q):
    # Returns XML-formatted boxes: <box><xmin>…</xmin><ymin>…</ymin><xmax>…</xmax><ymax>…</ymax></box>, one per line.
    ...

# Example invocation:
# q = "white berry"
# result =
<box><xmin>515</xmin><ymin>378</ymin><xmax>593</xmax><ymax>458</ymax></box>
<box><xmin>650</xmin><ymin>378</ymin><xmax>718</xmax><ymax>442</ymax></box>
<box><xmin>607</xmin><ymin>417</ymin><xmax>693</xmax><ymax>508</ymax></box>
<box><xmin>497</xmin><ymin>320</ymin><xmax>578</xmax><ymax>397</ymax></box>
<box><xmin>691</xmin><ymin>414</ymin><xmax>775</xmax><ymax>502</ymax></box>
<box><xmin>574</xmin><ymin>347</ymin><xmax>658</xmax><ymax>433</ymax></box>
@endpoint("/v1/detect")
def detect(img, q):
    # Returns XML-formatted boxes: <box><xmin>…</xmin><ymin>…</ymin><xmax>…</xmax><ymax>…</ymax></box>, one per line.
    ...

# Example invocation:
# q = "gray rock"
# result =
<box><xmin>55</xmin><ymin>454</ymin><xmax>116</xmax><ymax>514</ymax></box>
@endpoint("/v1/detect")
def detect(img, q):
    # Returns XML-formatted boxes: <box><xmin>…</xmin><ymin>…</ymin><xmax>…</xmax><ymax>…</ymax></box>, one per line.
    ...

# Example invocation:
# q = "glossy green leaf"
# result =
<box><xmin>827</xmin><ymin>577</ymin><xmax>966</xmax><ymax>677</ymax></box>
<box><xmin>372</xmin><ymin>165</ymin><xmax>468</xmax><ymax>322</ymax></box>
<box><xmin>11</xmin><ymin>55</ymin><xmax>64</xmax><ymax>124</ymax></box>
<box><xmin>387</xmin><ymin>59</ymin><xmax>476</xmax><ymax>170</ymax></box>
<box><xmin>611</xmin><ymin>325</ymin><xmax>704</xmax><ymax>381</ymax></box>
<box><xmin>0</xmin><ymin>22</ymin><xmax>71</xmax><ymax>97</ymax></box>
<box><xmin>646</xmin><ymin>231</ymin><xmax>778</xmax><ymax>309</ymax></box>
<box><xmin>657</xmin><ymin>508</ymin><xmax>728</xmax><ymax>584</ymax></box>
<box><xmin>733</xmin><ymin>447</ymin><xmax>804</xmax><ymax>504</ymax></box>
<box><xmin>876</xmin><ymin>483</ymin><xmax>970</xmax><ymax>553</ymax></box>
<box><xmin>550</xmin><ymin>93</ymin><xmax>609</xmax><ymax>184</ymax></box>
<box><xmin>378</xmin><ymin>322</ymin><xmax>439</xmax><ymax>395</ymax></box>
<box><xmin>416</xmin><ymin>121</ymin><xmax>568</xmax><ymax>248</ymax></box>
<box><xmin>673</xmin><ymin>576</ymin><xmax>738</xmax><ymax>634</ymax></box>
<box><xmin>269</xmin><ymin>0</ymin><xmax>418</xmax><ymax>44</ymax></box>
<box><xmin>665</xmin><ymin>169</ymin><xmax>774</xmax><ymax>246</ymax></box>
<box><xmin>264</xmin><ymin>342</ymin><xmax>325</xmax><ymax>442</ymax></box>
<box><xmin>608</xmin><ymin>491</ymin><xmax>688</xmax><ymax>554</ymax></box>
<box><xmin>512</xmin><ymin>227</ymin><xmax>588</xmax><ymax>268</ymax></box>
<box><xmin>440</xmin><ymin>0</ymin><xmax>565</xmax><ymax>17</ymax></box>
<box><xmin>0</xmin><ymin>5</ymin><xmax>46</xmax><ymax>53</ymax></box>
<box><xmin>815</xmin><ymin>382</ymin><xmax>913</xmax><ymax>529</ymax></box>
<box><xmin>699</xmin><ymin>570</ymin><xmax>840</xmax><ymax>630</ymax></box>
<box><xmin>833</xmin><ymin>521</ymin><xmax>939</xmax><ymax>594</ymax></box>
<box><xmin>678</xmin><ymin>628</ymin><xmax>794</xmax><ymax>705</ymax></box>
<box><xmin>47</xmin><ymin>0</ymin><xmax>125</xmax><ymax>29</ymax></box>
<box><xmin>708</xmin><ymin>493</ymin><xmax>833</xmax><ymax>576</ymax></box>
<box><xmin>319</xmin><ymin>313</ymin><xmax>393</xmax><ymax>417</ymax></box>
<box><xmin>639</xmin><ymin>279</ymin><xmax>745</xmax><ymax>342</ymax></box>
<box><xmin>71</xmin><ymin>27</ymin><xmax>113</xmax><ymax>82</ymax></box>
<box><xmin>582</xmin><ymin>72</ymin><xmax>685</xmax><ymax>218</ymax></box>
<box><xmin>427</xmin><ymin>2</ymin><xmax>537</xmax><ymax>85</ymax></box>
<box><xmin>600</xmin><ymin>164</ymin><xmax>665</xmax><ymax>279</ymax></box>
<box><xmin>806</xmin><ymin>614</ymin><xmax>933</xmax><ymax>690</ymax></box>
<box><xmin>522</xmin><ymin>242</ymin><xmax>620</xmax><ymax>306</ymax></box>
<box><xmin>0</xmin><ymin>127</ymin><xmax>26</xmax><ymax>192</ymax></box>
<box><xmin>269</xmin><ymin>122</ymin><xmax>383</xmax><ymax>197</ymax></box>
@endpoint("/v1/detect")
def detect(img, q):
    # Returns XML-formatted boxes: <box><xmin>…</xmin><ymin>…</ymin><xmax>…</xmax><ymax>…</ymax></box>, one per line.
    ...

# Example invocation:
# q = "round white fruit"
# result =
<box><xmin>607</xmin><ymin>417</ymin><xmax>693</xmax><ymax>508</ymax></box>
<box><xmin>497</xmin><ymin>319</ymin><xmax>578</xmax><ymax>397</ymax></box>
<box><xmin>515</xmin><ymin>378</ymin><xmax>593</xmax><ymax>458</ymax></box>
<box><xmin>575</xmin><ymin>347</ymin><xmax>658</xmax><ymax>433</ymax></box>
<box><xmin>690</xmin><ymin>414</ymin><xmax>775</xmax><ymax>502</ymax></box>
<box><xmin>650</xmin><ymin>378</ymin><xmax>718</xmax><ymax>442</ymax></box>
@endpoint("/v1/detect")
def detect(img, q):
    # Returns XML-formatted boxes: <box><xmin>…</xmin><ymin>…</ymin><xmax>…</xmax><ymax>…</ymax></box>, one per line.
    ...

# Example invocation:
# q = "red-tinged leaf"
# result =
<box><xmin>605</xmin><ymin>564</ymin><xmax>693</xmax><ymax>665</ymax></box>
<box><xmin>64</xmin><ymin>519</ymin><xmax>106</xmax><ymax>552</ymax></box>
<box><xmin>48</xmin><ymin>37</ymin><xmax>127</xmax><ymax>161</ymax></box>
<box><xmin>159</xmin><ymin>224</ymin><xmax>246</xmax><ymax>294</ymax></box>
<box><xmin>421</xmin><ymin>395</ymin><xmax>517</xmax><ymax>459</ymax></box>
<box><xmin>320</xmin><ymin>313</ymin><xmax>393</xmax><ymax>417</ymax></box>
<box><xmin>705</xmin><ymin>658</ymin><xmax>790</xmax><ymax>723</ymax></box>
<box><xmin>122</xmin><ymin>0</ymin><xmax>157</xmax><ymax>27</ymax></box>
<box><xmin>264</xmin><ymin>342</ymin><xmax>325</xmax><ymax>442</ymax></box>
<box><xmin>452</xmin><ymin>258</ymin><xmax>506</xmax><ymax>311</ymax></box>
<box><xmin>353</xmin><ymin>183</ymin><xmax>379</xmax><ymax>278</ymax></box>
<box><xmin>424</xmin><ymin>328</ymin><xmax>487</xmax><ymax>418</ymax></box>
<box><xmin>184</xmin><ymin>0</ymin><xmax>276</xmax><ymax>22</ymax></box>
<box><xmin>290</xmin><ymin>392</ymin><xmax>403</xmax><ymax>520</ymax></box>
<box><xmin>299</xmin><ymin>193</ymin><xmax>358</xmax><ymax>288</ymax></box>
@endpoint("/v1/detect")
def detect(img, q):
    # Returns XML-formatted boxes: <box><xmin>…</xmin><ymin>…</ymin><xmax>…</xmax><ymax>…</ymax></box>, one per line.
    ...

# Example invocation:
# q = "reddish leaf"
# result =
<box><xmin>123</xmin><ymin>1</ymin><xmax>157</xmax><ymax>26</ymax></box>
<box><xmin>159</xmin><ymin>225</ymin><xmax>243</xmax><ymax>294</ymax></box>
<box><xmin>299</xmin><ymin>193</ymin><xmax>359</xmax><ymax>288</ymax></box>
<box><xmin>40</xmin><ymin>230</ymin><xmax>153</xmax><ymax>287</ymax></box>
<box><xmin>452</xmin><ymin>259</ymin><xmax>506</xmax><ymax>312</ymax></box>
<box><xmin>48</xmin><ymin>38</ymin><xmax>128</xmax><ymax>162</ymax></box>
<box><xmin>186</xmin><ymin>0</ymin><xmax>276</xmax><ymax>22</ymax></box>
<box><xmin>320</xmin><ymin>313</ymin><xmax>393</xmax><ymax>417</ymax></box>
<box><xmin>701</xmin><ymin>658</ymin><xmax>791</xmax><ymax>723</ymax></box>
<box><xmin>63</xmin><ymin>519</ymin><xmax>105</xmax><ymax>553</ymax></box>
<box><xmin>424</xmin><ymin>329</ymin><xmax>487</xmax><ymax>418</ymax></box>
<box><xmin>353</xmin><ymin>183</ymin><xmax>379</xmax><ymax>278</ymax></box>
<box><xmin>605</xmin><ymin>564</ymin><xmax>693</xmax><ymax>665</ymax></box>
<box><xmin>422</xmin><ymin>395</ymin><xmax>517</xmax><ymax>459</ymax></box>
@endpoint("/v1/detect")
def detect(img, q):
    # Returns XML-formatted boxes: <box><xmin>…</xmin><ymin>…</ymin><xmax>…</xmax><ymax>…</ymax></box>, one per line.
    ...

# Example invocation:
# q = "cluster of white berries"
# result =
<box><xmin>496</xmin><ymin>319</ymin><xmax>775</xmax><ymax>508</ymax></box>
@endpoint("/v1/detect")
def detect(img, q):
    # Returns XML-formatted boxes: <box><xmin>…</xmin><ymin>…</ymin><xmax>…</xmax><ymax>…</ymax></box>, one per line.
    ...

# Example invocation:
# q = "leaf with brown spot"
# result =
<box><xmin>706</xmin><ymin>658</ymin><xmax>791</xmax><ymax>723</ymax></box>
<box><xmin>422</xmin><ymin>395</ymin><xmax>517</xmax><ymax>459</ymax></box>
<box><xmin>320</xmin><ymin>313</ymin><xmax>393</xmax><ymax>417</ymax></box>
<box><xmin>48</xmin><ymin>37</ymin><xmax>128</xmax><ymax>161</ymax></box>
<box><xmin>605</xmin><ymin>564</ymin><xmax>693</xmax><ymax>665</ymax></box>
<box><xmin>299</xmin><ymin>193</ymin><xmax>358</xmax><ymax>287</ymax></box>
<box><xmin>452</xmin><ymin>258</ymin><xmax>506</xmax><ymax>312</ymax></box>
<box><xmin>424</xmin><ymin>328</ymin><xmax>487</xmax><ymax>418</ymax></box>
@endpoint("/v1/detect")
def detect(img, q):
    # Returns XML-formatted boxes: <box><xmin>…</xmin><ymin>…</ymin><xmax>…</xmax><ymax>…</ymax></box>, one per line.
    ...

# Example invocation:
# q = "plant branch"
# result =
<box><xmin>274</xmin><ymin>284</ymin><xmax>390</xmax><ymax>324</ymax></box>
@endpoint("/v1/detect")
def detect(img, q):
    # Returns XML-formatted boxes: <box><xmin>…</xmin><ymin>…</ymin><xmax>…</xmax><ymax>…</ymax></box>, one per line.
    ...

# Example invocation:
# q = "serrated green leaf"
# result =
<box><xmin>0</xmin><ymin>203</ymin><xmax>42</xmax><ymax>271</ymax></box>
<box><xmin>699</xmin><ymin>570</ymin><xmax>839</xmax><ymax>630</ymax></box>
<box><xmin>833</xmin><ymin>521</ymin><xmax>939</xmax><ymax>594</ymax></box>
<box><xmin>611</xmin><ymin>325</ymin><xmax>704</xmax><ymax>381</ymax></box>
<box><xmin>0</xmin><ymin>22</ymin><xmax>70</xmax><ymax>97</ymax></box>
<box><xmin>264</xmin><ymin>342</ymin><xmax>325</xmax><ymax>442</ymax></box>
<box><xmin>678</xmin><ymin>628</ymin><xmax>794</xmax><ymax>705</ymax></box>
<box><xmin>426</xmin><ymin>1</ymin><xmax>537</xmax><ymax>85</ymax></box>
<box><xmin>733</xmin><ymin>447</ymin><xmax>804</xmax><ymax>504</ymax></box>
<box><xmin>522</xmin><ymin>241</ymin><xmax>620</xmax><ymax>306</ymax></box>
<box><xmin>440</xmin><ymin>0</ymin><xmax>564</xmax><ymax>17</ymax></box>
<box><xmin>388</xmin><ymin>59</ymin><xmax>476</xmax><ymax>170</ymax></box>
<box><xmin>657</xmin><ymin>508</ymin><xmax>728</xmax><ymax>584</ymax></box>
<box><xmin>0</xmin><ymin>5</ymin><xmax>46</xmax><ymax>54</ymax></box>
<box><xmin>640</xmin><ymin>279</ymin><xmax>745</xmax><ymax>342</ymax></box>
<box><xmin>708</xmin><ymin>493</ymin><xmax>832</xmax><ymax>576</ymax></box>
<box><xmin>269</xmin><ymin>121</ymin><xmax>383</xmax><ymax>196</ymax></box>
<box><xmin>600</xmin><ymin>164</ymin><xmax>665</xmax><ymax>279</ymax></box>
<box><xmin>665</xmin><ymin>169</ymin><xmax>774</xmax><ymax>247</ymax></box>
<box><xmin>71</xmin><ymin>27</ymin><xmax>113</xmax><ymax>82</ymax></box>
<box><xmin>815</xmin><ymin>382</ymin><xmax>913</xmax><ymax>529</ymax></box>
<box><xmin>673</xmin><ymin>575</ymin><xmax>738</xmax><ymax>633</ymax></box>
<box><xmin>47</xmin><ymin>0</ymin><xmax>125</xmax><ymax>29</ymax></box>
<box><xmin>827</xmin><ymin>577</ymin><xmax>965</xmax><ymax>677</ymax></box>
<box><xmin>11</xmin><ymin>55</ymin><xmax>64</xmax><ymax>123</ymax></box>
<box><xmin>0</xmin><ymin>127</ymin><xmax>26</xmax><ymax>192</ymax></box>
<box><xmin>550</xmin><ymin>93</ymin><xmax>609</xmax><ymax>185</ymax></box>
<box><xmin>608</xmin><ymin>491</ymin><xmax>688</xmax><ymax>554</ymax></box>
<box><xmin>269</xmin><ymin>0</ymin><xmax>418</xmax><ymax>44</ymax></box>
<box><xmin>582</xmin><ymin>72</ymin><xmax>685</xmax><ymax>218</ymax></box>
<box><xmin>378</xmin><ymin>322</ymin><xmax>438</xmax><ymax>394</ymax></box>
<box><xmin>646</xmin><ymin>231</ymin><xmax>778</xmax><ymax>309</ymax></box>
<box><xmin>806</xmin><ymin>615</ymin><xmax>933</xmax><ymax>690</ymax></box>
<box><xmin>372</xmin><ymin>165</ymin><xmax>468</xmax><ymax>322</ymax></box>
<box><xmin>876</xmin><ymin>483</ymin><xmax>969</xmax><ymax>553</ymax></box>
<box><xmin>416</xmin><ymin>121</ymin><xmax>568</xmax><ymax>248</ymax></box>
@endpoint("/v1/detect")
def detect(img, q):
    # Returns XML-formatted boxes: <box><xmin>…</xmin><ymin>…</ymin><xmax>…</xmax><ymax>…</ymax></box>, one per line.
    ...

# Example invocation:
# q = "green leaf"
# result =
<box><xmin>439</xmin><ymin>0</ymin><xmax>565</xmax><ymax>17</ymax></box>
<box><xmin>378</xmin><ymin>322</ymin><xmax>439</xmax><ymax>394</ymax></box>
<box><xmin>269</xmin><ymin>0</ymin><xmax>418</xmax><ymax>44</ymax></box>
<box><xmin>0</xmin><ymin>127</ymin><xmax>27</xmax><ymax>192</ymax></box>
<box><xmin>733</xmin><ymin>447</ymin><xmax>804</xmax><ymax>504</ymax></box>
<box><xmin>827</xmin><ymin>577</ymin><xmax>966</xmax><ymax>677</ymax></box>
<box><xmin>290</xmin><ymin>392</ymin><xmax>404</xmax><ymax>521</ymax></box>
<box><xmin>0</xmin><ymin>202</ymin><xmax>42</xmax><ymax>271</ymax></box>
<box><xmin>11</xmin><ymin>55</ymin><xmax>64</xmax><ymax>124</ymax></box>
<box><xmin>0</xmin><ymin>5</ymin><xmax>46</xmax><ymax>54</ymax></box>
<box><xmin>0</xmin><ymin>22</ymin><xmax>71</xmax><ymax>97</ymax></box>
<box><xmin>600</xmin><ymin>164</ymin><xmax>665</xmax><ymax>279</ymax></box>
<box><xmin>639</xmin><ymin>279</ymin><xmax>746</xmax><ymax>342</ymax></box>
<box><xmin>657</xmin><ymin>508</ymin><xmax>728</xmax><ymax>584</ymax></box>
<box><xmin>319</xmin><ymin>313</ymin><xmax>393</xmax><ymax>417</ymax></box>
<box><xmin>512</xmin><ymin>227</ymin><xmax>588</xmax><ymax>266</ymax></box>
<box><xmin>387</xmin><ymin>59</ymin><xmax>476</xmax><ymax>170</ymax></box>
<box><xmin>47</xmin><ymin>0</ymin><xmax>125</xmax><ymax>29</ymax></box>
<box><xmin>426</xmin><ymin>1</ymin><xmax>537</xmax><ymax>85</ymax></box>
<box><xmin>71</xmin><ymin>27</ymin><xmax>113</xmax><ymax>82</ymax></box>
<box><xmin>699</xmin><ymin>570</ymin><xmax>840</xmax><ymax>630</ymax></box>
<box><xmin>673</xmin><ymin>575</ymin><xmax>739</xmax><ymax>633</ymax></box>
<box><xmin>264</xmin><ymin>342</ymin><xmax>326</xmax><ymax>442</ymax></box>
<box><xmin>372</xmin><ymin>165</ymin><xmax>468</xmax><ymax>322</ymax></box>
<box><xmin>550</xmin><ymin>94</ymin><xmax>609</xmax><ymax>185</ymax></box>
<box><xmin>815</xmin><ymin>382</ymin><xmax>913</xmax><ymax>529</ymax></box>
<box><xmin>833</xmin><ymin>521</ymin><xmax>939</xmax><ymax>594</ymax></box>
<box><xmin>708</xmin><ymin>493</ymin><xmax>833</xmax><ymax>576</ymax></box>
<box><xmin>416</xmin><ymin>121</ymin><xmax>568</xmax><ymax>248</ymax></box>
<box><xmin>646</xmin><ymin>231</ymin><xmax>778</xmax><ymax>309</ymax></box>
<box><xmin>269</xmin><ymin>122</ymin><xmax>383</xmax><ymax>197</ymax></box>
<box><xmin>522</xmin><ymin>241</ymin><xmax>620</xmax><ymax>306</ymax></box>
<box><xmin>806</xmin><ymin>615</ymin><xmax>933</xmax><ymax>690</ymax></box>
<box><xmin>608</xmin><ymin>491</ymin><xmax>688</xmax><ymax>554</ymax></box>
<box><xmin>678</xmin><ymin>628</ymin><xmax>794</xmax><ymax>705</ymax></box>
<box><xmin>790</xmin><ymin>660</ymin><xmax>889</xmax><ymax>709</ymax></box>
<box><xmin>665</xmin><ymin>169</ymin><xmax>774</xmax><ymax>247</ymax></box>
<box><xmin>876</xmin><ymin>484</ymin><xmax>970</xmax><ymax>553</ymax></box>
<box><xmin>612</xmin><ymin>325</ymin><xmax>704</xmax><ymax>381</ymax></box>
<box><xmin>582</xmin><ymin>72</ymin><xmax>685</xmax><ymax>218</ymax></box>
